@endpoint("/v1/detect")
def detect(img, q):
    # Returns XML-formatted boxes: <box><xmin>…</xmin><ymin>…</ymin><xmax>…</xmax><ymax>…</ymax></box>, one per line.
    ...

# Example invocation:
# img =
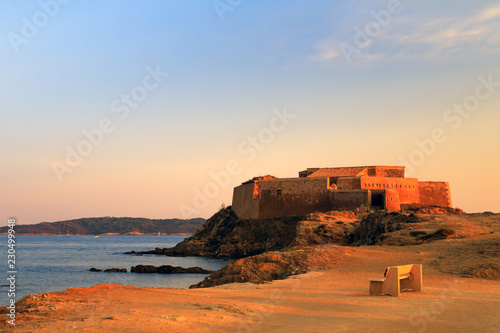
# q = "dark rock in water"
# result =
<box><xmin>123</xmin><ymin>251</ymin><xmax>143</xmax><ymax>256</ymax></box>
<box><xmin>89</xmin><ymin>267</ymin><xmax>127</xmax><ymax>272</ymax></box>
<box><xmin>103</xmin><ymin>268</ymin><xmax>127</xmax><ymax>273</ymax></box>
<box><xmin>131</xmin><ymin>265</ymin><xmax>157</xmax><ymax>273</ymax></box>
<box><xmin>130</xmin><ymin>264</ymin><xmax>212</xmax><ymax>274</ymax></box>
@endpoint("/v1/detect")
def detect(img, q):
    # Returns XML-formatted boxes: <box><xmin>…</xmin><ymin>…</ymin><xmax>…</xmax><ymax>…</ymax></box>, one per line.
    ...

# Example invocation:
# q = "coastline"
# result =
<box><xmin>3</xmin><ymin>211</ymin><xmax>498</xmax><ymax>331</ymax></box>
<box><xmin>3</xmin><ymin>243</ymin><xmax>499</xmax><ymax>332</ymax></box>
<box><xmin>0</xmin><ymin>233</ymin><xmax>193</xmax><ymax>236</ymax></box>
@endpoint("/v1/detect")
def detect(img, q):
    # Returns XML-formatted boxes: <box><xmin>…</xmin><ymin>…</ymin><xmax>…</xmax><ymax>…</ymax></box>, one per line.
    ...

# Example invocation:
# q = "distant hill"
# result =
<box><xmin>0</xmin><ymin>217</ymin><xmax>206</xmax><ymax>235</ymax></box>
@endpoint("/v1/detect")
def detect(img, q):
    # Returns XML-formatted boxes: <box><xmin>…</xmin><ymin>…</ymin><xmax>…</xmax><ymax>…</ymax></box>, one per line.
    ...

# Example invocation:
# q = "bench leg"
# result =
<box><xmin>385</xmin><ymin>267</ymin><xmax>401</xmax><ymax>296</ymax></box>
<box><xmin>369</xmin><ymin>281</ymin><xmax>383</xmax><ymax>296</ymax></box>
<box><xmin>410</xmin><ymin>264</ymin><xmax>422</xmax><ymax>292</ymax></box>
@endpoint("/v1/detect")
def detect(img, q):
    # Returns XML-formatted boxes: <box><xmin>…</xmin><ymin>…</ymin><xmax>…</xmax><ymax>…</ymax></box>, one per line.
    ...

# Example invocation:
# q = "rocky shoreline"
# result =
<box><xmin>1</xmin><ymin>208</ymin><xmax>499</xmax><ymax>331</ymax></box>
<box><xmin>124</xmin><ymin>207</ymin><xmax>355</xmax><ymax>258</ymax></box>
<box><xmin>120</xmin><ymin>207</ymin><xmax>499</xmax><ymax>289</ymax></box>
<box><xmin>131</xmin><ymin>265</ymin><xmax>212</xmax><ymax>274</ymax></box>
<box><xmin>88</xmin><ymin>265</ymin><xmax>213</xmax><ymax>274</ymax></box>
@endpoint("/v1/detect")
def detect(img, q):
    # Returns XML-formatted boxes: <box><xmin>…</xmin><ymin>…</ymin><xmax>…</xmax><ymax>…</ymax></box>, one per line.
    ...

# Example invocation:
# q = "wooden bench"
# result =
<box><xmin>369</xmin><ymin>264</ymin><xmax>422</xmax><ymax>296</ymax></box>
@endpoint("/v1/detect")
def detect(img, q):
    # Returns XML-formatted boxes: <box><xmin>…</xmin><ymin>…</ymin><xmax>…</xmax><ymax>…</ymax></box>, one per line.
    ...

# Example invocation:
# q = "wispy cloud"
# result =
<box><xmin>478</xmin><ymin>5</ymin><xmax>500</xmax><ymax>21</ymax></box>
<box><xmin>309</xmin><ymin>40</ymin><xmax>342</xmax><ymax>61</ymax></box>
<box><xmin>311</xmin><ymin>3</ymin><xmax>500</xmax><ymax>66</ymax></box>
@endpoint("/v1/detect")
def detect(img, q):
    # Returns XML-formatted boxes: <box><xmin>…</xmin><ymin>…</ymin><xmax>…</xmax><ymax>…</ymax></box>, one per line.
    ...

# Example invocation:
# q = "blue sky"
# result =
<box><xmin>2</xmin><ymin>1</ymin><xmax>500</xmax><ymax>224</ymax></box>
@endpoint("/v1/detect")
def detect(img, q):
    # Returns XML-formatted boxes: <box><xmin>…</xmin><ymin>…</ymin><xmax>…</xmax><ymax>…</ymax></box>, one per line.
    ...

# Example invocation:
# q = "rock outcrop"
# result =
<box><xmin>130</xmin><ymin>265</ymin><xmax>212</xmax><ymax>274</ymax></box>
<box><xmin>190</xmin><ymin>245</ymin><xmax>346</xmax><ymax>288</ymax></box>
<box><xmin>349</xmin><ymin>212</ymin><xmax>418</xmax><ymax>245</ymax></box>
<box><xmin>349</xmin><ymin>211</ymin><xmax>468</xmax><ymax>246</ymax></box>
<box><xmin>126</xmin><ymin>208</ymin><xmax>357</xmax><ymax>259</ymax></box>
<box><xmin>104</xmin><ymin>268</ymin><xmax>127</xmax><ymax>273</ymax></box>
<box><xmin>461</xmin><ymin>264</ymin><xmax>500</xmax><ymax>280</ymax></box>
<box><xmin>400</xmin><ymin>204</ymin><xmax>464</xmax><ymax>215</ymax></box>
<box><xmin>89</xmin><ymin>268</ymin><xmax>127</xmax><ymax>273</ymax></box>
<box><xmin>127</xmin><ymin>208</ymin><xmax>303</xmax><ymax>258</ymax></box>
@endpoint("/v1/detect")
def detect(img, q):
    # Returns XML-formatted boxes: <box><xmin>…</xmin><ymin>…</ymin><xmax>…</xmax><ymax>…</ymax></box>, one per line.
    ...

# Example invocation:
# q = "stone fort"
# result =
<box><xmin>232</xmin><ymin>166</ymin><xmax>452</xmax><ymax>219</ymax></box>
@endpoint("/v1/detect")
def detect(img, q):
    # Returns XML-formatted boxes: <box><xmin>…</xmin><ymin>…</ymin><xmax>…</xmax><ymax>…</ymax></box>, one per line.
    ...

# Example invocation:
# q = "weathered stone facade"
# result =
<box><xmin>232</xmin><ymin>166</ymin><xmax>452</xmax><ymax>219</ymax></box>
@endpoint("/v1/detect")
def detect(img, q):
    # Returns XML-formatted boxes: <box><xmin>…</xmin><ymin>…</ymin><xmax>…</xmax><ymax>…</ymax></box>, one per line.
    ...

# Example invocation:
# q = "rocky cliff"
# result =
<box><xmin>127</xmin><ymin>207</ymin><xmax>358</xmax><ymax>258</ymax></box>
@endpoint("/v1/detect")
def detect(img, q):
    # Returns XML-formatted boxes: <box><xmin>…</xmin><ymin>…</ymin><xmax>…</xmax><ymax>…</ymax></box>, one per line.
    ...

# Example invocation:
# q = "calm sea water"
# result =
<box><xmin>0</xmin><ymin>235</ymin><xmax>231</xmax><ymax>306</ymax></box>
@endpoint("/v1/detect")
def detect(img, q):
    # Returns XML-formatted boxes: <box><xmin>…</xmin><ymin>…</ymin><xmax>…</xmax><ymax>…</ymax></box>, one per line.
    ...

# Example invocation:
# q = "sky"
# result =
<box><xmin>1</xmin><ymin>0</ymin><xmax>500</xmax><ymax>224</ymax></box>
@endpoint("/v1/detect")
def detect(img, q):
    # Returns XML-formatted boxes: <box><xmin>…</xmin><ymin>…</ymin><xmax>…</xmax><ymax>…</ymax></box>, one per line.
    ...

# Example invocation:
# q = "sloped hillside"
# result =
<box><xmin>0</xmin><ymin>217</ymin><xmax>205</xmax><ymax>235</ymax></box>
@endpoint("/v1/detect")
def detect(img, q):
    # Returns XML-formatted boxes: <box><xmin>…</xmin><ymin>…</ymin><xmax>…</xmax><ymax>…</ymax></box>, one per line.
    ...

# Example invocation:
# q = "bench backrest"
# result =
<box><xmin>389</xmin><ymin>264</ymin><xmax>414</xmax><ymax>276</ymax></box>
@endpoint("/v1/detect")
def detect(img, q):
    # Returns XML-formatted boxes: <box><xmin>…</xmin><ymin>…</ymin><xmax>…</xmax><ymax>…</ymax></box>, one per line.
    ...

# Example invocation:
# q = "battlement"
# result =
<box><xmin>299</xmin><ymin>166</ymin><xmax>405</xmax><ymax>178</ymax></box>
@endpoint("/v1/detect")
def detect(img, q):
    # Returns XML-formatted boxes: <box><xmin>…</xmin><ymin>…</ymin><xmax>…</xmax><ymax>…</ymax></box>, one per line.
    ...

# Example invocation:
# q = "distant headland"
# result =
<box><xmin>0</xmin><ymin>217</ymin><xmax>205</xmax><ymax>235</ymax></box>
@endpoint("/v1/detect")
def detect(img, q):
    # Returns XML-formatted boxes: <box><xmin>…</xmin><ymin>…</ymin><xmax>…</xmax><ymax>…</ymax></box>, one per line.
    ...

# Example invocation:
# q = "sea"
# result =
<box><xmin>0</xmin><ymin>235</ymin><xmax>231</xmax><ymax>306</ymax></box>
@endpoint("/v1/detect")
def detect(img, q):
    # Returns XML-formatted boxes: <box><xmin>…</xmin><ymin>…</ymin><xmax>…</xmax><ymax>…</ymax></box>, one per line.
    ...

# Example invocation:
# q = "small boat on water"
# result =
<box><xmin>94</xmin><ymin>235</ymin><xmax>99</xmax><ymax>238</ymax></box>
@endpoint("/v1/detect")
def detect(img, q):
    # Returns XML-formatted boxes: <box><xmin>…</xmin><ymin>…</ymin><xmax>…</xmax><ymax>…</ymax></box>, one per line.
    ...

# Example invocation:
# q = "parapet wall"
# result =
<box><xmin>370</xmin><ymin>166</ymin><xmax>405</xmax><ymax>178</ymax></box>
<box><xmin>332</xmin><ymin>177</ymin><xmax>362</xmax><ymax>190</ymax></box>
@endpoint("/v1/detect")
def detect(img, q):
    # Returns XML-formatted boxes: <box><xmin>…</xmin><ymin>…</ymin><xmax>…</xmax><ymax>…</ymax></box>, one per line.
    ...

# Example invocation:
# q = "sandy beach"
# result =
<box><xmin>4</xmin><ymin>241</ymin><xmax>499</xmax><ymax>333</ymax></box>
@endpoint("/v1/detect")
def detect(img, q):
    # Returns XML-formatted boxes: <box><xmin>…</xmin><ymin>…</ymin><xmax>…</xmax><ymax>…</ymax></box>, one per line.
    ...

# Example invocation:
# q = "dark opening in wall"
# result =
<box><xmin>371</xmin><ymin>193</ymin><xmax>384</xmax><ymax>207</ymax></box>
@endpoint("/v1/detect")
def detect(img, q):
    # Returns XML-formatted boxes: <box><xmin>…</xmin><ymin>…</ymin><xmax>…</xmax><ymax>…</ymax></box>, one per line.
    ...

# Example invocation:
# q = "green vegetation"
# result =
<box><xmin>0</xmin><ymin>217</ymin><xmax>205</xmax><ymax>235</ymax></box>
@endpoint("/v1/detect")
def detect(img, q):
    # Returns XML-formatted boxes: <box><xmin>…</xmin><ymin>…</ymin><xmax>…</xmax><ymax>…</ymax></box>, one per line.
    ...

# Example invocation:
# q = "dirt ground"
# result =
<box><xmin>2</xmin><ymin>239</ymin><xmax>499</xmax><ymax>333</ymax></box>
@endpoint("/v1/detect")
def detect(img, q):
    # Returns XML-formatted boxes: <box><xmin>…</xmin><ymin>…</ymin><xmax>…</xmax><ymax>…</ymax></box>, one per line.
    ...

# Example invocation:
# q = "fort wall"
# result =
<box><xmin>332</xmin><ymin>177</ymin><xmax>362</xmax><ymax>190</ymax></box>
<box><xmin>232</xmin><ymin>182</ymin><xmax>260</xmax><ymax>219</ymax></box>
<box><xmin>257</xmin><ymin>178</ymin><xmax>330</xmax><ymax>219</ymax></box>
<box><xmin>360</xmin><ymin>176</ymin><xmax>419</xmax><ymax>203</ymax></box>
<box><xmin>328</xmin><ymin>190</ymin><xmax>370</xmax><ymax>210</ymax></box>
<box><xmin>232</xmin><ymin>166</ymin><xmax>452</xmax><ymax>219</ymax></box>
<box><xmin>384</xmin><ymin>189</ymin><xmax>401</xmax><ymax>211</ymax></box>
<box><xmin>419</xmin><ymin>181</ymin><xmax>452</xmax><ymax>207</ymax></box>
